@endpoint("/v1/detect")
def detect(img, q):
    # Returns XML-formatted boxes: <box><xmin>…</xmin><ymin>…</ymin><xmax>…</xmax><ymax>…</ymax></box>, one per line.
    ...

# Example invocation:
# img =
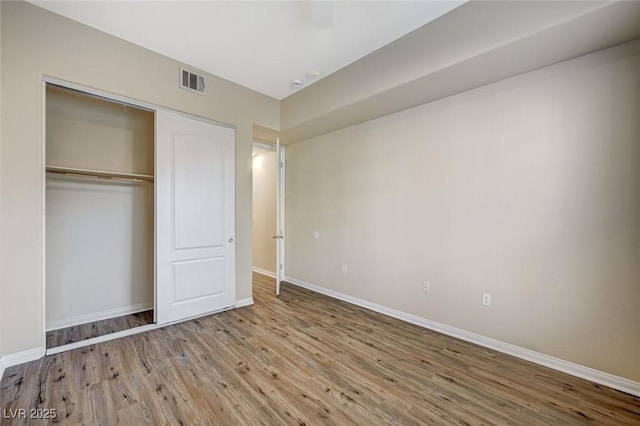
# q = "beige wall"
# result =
<box><xmin>46</xmin><ymin>86</ymin><xmax>155</xmax><ymax>175</ymax></box>
<box><xmin>0</xmin><ymin>2</ymin><xmax>279</xmax><ymax>356</ymax></box>
<box><xmin>252</xmin><ymin>151</ymin><xmax>277</xmax><ymax>274</ymax></box>
<box><xmin>286</xmin><ymin>40</ymin><xmax>640</xmax><ymax>381</ymax></box>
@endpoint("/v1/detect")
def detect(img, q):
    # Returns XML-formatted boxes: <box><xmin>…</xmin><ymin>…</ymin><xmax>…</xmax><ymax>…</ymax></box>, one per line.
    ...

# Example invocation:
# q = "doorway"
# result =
<box><xmin>251</xmin><ymin>141</ymin><xmax>285</xmax><ymax>295</ymax></box>
<box><xmin>252</xmin><ymin>142</ymin><xmax>277</xmax><ymax>280</ymax></box>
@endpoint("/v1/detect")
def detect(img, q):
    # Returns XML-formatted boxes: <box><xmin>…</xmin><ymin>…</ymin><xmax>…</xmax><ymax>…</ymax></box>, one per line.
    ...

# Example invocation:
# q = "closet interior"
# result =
<box><xmin>45</xmin><ymin>85</ymin><xmax>155</xmax><ymax>349</ymax></box>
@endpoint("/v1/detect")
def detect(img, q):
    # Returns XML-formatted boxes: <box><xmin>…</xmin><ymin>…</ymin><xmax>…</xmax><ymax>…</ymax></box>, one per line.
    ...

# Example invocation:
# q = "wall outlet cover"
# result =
<box><xmin>482</xmin><ymin>294</ymin><xmax>491</xmax><ymax>306</ymax></box>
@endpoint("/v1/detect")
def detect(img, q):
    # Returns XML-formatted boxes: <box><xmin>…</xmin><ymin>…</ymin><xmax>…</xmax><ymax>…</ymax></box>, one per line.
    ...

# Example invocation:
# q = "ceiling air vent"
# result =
<box><xmin>180</xmin><ymin>67</ymin><xmax>206</xmax><ymax>95</ymax></box>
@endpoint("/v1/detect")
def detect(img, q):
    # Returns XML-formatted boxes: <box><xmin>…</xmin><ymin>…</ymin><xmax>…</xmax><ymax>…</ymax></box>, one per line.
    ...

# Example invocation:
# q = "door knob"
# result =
<box><xmin>272</xmin><ymin>235</ymin><xmax>283</xmax><ymax>239</ymax></box>
<box><xmin>228</xmin><ymin>238</ymin><xmax>234</xmax><ymax>243</ymax></box>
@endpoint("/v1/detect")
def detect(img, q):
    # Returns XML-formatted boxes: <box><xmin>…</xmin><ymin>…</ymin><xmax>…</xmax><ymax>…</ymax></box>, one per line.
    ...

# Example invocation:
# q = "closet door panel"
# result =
<box><xmin>173</xmin><ymin>135</ymin><xmax>225</xmax><ymax>249</ymax></box>
<box><xmin>156</xmin><ymin>111</ymin><xmax>235</xmax><ymax>324</ymax></box>
<box><xmin>173</xmin><ymin>258</ymin><xmax>225</xmax><ymax>302</ymax></box>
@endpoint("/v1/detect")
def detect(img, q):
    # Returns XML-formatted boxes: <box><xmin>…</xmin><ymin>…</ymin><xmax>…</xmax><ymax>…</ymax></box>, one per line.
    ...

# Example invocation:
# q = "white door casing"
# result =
<box><xmin>156</xmin><ymin>111</ymin><xmax>236</xmax><ymax>324</ymax></box>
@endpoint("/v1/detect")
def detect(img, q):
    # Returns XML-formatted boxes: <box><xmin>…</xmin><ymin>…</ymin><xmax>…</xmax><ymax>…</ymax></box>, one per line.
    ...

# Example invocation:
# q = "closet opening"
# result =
<box><xmin>45</xmin><ymin>84</ymin><xmax>155</xmax><ymax>349</ymax></box>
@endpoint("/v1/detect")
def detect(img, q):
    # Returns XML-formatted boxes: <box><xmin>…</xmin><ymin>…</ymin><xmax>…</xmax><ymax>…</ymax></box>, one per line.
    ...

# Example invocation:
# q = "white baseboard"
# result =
<box><xmin>1</xmin><ymin>346</ymin><xmax>46</xmax><ymax>372</ymax></box>
<box><xmin>285</xmin><ymin>276</ymin><xmax>640</xmax><ymax>398</ymax></box>
<box><xmin>235</xmin><ymin>297</ymin><xmax>254</xmax><ymax>308</ymax></box>
<box><xmin>46</xmin><ymin>302</ymin><xmax>153</xmax><ymax>331</ymax></box>
<box><xmin>252</xmin><ymin>267</ymin><xmax>276</xmax><ymax>279</ymax></box>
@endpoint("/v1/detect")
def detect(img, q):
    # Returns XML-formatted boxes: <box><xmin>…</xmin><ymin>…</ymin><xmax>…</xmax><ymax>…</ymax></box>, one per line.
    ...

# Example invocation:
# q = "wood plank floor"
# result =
<box><xmin>46</xmin><ymin>311</ymin><xmax>154</xmax><ymax>349</ymax></box>
<box><xmin>1</xmin><ymin>273</ymin><xmax>639</xmax><ymax>425</ymax></box>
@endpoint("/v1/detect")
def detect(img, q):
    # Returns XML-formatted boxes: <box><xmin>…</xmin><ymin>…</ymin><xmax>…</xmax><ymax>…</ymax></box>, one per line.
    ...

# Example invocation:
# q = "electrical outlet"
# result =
<box><xmin>482</xmin><ymin>293</ymin><xmax>491</xmax><ymax>306</ymax></box>
<box><xmin>342</xmin><ymin>265</ymin><xmax>348</xmax><ymax>274</ymax></box>
<box><xmin>422</xmin><ymin>281</ymin><xmax>430</xmax><ymax>292</ymax></box>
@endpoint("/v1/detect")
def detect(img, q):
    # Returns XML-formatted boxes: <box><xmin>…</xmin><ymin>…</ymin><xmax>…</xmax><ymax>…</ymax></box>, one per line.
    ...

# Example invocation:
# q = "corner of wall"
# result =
<box><xmin>1</xmin><ymin>347</ymin><xmax>46</xmax><ymax>373</ymax></box>
<box><xmin>235</xmin><ymin>297</ymin><xmax>254</xmax><ymax>309</ymax></box>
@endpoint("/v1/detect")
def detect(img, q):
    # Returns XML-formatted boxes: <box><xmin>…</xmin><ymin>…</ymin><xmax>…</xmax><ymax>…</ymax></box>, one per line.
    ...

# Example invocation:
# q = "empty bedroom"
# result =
<box><xmin>1</xmin><ymin>0</ymin><xmax>639</xmax><ymax>424</ymax></box>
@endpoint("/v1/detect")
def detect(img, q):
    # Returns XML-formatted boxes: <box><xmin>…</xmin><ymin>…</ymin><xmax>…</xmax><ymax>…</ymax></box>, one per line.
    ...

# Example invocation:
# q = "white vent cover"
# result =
<box><xmin>180</xmin><ymin>67</ymin><xmax>206</xmax><ymax>94</ymax></box>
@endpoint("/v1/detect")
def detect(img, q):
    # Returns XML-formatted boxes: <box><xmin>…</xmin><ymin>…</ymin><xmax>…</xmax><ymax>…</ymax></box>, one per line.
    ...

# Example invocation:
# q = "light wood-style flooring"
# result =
<box><xmin>46</xmin><ymin>311</ymin><xmax>154</xmax><ymax>349</ymax></box>
<box><xmin>1</xmin><ymin>273</ymin><xmax>639</xmax><ymax>425</ymax></box>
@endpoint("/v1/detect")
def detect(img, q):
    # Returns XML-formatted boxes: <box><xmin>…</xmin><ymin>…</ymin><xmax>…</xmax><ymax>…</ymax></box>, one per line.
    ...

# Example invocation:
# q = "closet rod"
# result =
<box><xmin>46</xmin><ymin>166</ymin><xmax>154</xmax><ymax>183</ymax></box>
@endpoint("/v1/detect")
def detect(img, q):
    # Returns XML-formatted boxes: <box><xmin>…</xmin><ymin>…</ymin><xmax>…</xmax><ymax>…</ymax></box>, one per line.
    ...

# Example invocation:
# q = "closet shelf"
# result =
<box><xmin>46</xmin><ymin>165</ymin><xmax>154</xmax><ymax>183</ymax></box>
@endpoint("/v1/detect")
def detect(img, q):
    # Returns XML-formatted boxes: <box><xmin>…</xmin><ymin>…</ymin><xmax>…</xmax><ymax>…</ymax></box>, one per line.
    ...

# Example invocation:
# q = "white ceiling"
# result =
<box><xmin>31</xmin><ymin>1</ymin><xmax>466</xmax><ymax>100</ymax></box>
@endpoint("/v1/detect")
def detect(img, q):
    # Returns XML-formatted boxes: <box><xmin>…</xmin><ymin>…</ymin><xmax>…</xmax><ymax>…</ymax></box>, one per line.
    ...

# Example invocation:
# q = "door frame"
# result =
<box><xmin>251</xmin><ymin>141</ymin><xmax>286</xmax><ymax>294</ymax></box>
<box><xmin>41</xmin><ymin>75</ymin><xmax>237</xmax><ymax>354</ymax></box>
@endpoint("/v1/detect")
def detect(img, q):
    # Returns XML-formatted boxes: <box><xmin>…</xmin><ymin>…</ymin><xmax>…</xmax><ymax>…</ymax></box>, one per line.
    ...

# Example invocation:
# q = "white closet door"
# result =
<box><xmin>156</xmin><ymin>111</ymin><xmax>235</xmax><ymax>324</ymax></box>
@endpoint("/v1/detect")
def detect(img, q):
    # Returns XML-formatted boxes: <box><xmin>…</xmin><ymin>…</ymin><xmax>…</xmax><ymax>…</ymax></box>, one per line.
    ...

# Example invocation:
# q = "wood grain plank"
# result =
<box><xmin>1</xmin><ymin>273</ymin><xmax>638</xmax><ymax>425</ymax></box>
